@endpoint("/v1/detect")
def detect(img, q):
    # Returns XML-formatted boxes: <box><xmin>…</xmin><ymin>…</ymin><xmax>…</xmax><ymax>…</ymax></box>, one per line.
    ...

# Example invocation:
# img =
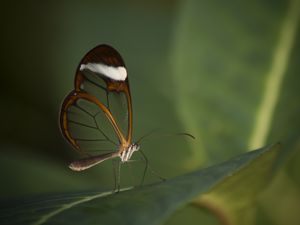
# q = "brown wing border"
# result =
<box><xmin>60</xmin><ymin>90</ymin><xmax>128</xmax><ymax>154</ymax></box>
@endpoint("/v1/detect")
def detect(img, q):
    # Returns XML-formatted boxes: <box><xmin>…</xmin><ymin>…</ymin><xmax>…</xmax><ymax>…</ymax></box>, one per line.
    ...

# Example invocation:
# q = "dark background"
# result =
<box><xmin>1</xmin><ymin>1</ymin><xmax>299</xmax><ymax>224</ymax></box>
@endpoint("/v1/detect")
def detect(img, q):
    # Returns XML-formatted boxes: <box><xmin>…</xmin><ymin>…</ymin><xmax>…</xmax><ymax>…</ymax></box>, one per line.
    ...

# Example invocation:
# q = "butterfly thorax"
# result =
<box><xmin>119</xmin><ymin>143</ymin><xmax>140</xmax><ymax>163</ymax></box>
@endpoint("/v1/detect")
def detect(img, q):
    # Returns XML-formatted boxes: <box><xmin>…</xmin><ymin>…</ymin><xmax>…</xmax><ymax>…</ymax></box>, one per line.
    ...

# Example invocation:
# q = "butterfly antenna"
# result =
<box><xmin>136</xmin><ymin>130</ymin><xmax>195</xmax><ymax>144</ymax></box>
<box><xmin>136</xmin><ymin>129</ymin><xmax>160</xmax><ymax>144</ymax></box>
<box><xmin>171</xmin><ymin>132</ymin><xmax>195</xmax><ymax>139</ymax></box>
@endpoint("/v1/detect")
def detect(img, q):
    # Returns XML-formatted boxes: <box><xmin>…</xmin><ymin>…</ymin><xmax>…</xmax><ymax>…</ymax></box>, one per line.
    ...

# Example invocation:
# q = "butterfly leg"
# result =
<box><xmin>138</xmin><ymin>150</ymin><xmax>166</xmax><ymax>185</ymax></box>
<box><xmin>112</xmin><ymin>159</ymin><xmax>121</xmax><ymax>193</ymax></box>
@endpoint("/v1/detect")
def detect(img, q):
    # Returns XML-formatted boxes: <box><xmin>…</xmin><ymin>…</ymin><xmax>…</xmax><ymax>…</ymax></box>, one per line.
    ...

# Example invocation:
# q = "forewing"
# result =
<box><xmin>77</xmin><ymin>69</ymin><xmax>131</xmax><ymax>141</ymax></box>
<box><xmin>60</xmin><ymin>45</ymin><xmax>133</xmax><ymax>156</ymax></box>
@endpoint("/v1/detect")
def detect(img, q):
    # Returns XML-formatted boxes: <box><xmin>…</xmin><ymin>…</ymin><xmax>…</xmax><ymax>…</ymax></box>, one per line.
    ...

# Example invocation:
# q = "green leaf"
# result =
<box><xmin>1</xmin><ymin>144</ymin><xmax>282</xmax><ymax>225</ymax></box>
<box><xmin>168</xmin><ymin>1</ymin><xmax>300</xmax><ymax>223</ymax></box>
<box><xmin>170</xmin><ymin>0</ymin><xmax>300</xmax><ymax>167</ymax></box>
<box><xmin>191</xmin><ymin>146</ymin><xmax>281</xmax><ymax>225</ymax></box>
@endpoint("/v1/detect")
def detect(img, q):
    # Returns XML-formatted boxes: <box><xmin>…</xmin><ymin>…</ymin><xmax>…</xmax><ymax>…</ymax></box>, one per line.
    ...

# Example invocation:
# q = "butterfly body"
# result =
<box><xmin>68</xmin><ymin>142</ymin><xmax>140</xmax><ymax>171</ymax></box>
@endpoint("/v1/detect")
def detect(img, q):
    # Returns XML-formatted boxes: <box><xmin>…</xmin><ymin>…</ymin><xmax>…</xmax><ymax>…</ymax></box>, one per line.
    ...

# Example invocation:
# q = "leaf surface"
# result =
<box><xmin>0</xmin><ymin>144</ymin><xmax>282</xmax><ymax>225</ymax></box>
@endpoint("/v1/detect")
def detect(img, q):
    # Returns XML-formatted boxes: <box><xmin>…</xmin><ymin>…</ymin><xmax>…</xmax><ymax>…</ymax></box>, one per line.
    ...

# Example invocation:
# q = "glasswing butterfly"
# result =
<box><xmin>60</xmin><ymin>44</ymin><xmax>142</xmax><ymax>188</ymax></box>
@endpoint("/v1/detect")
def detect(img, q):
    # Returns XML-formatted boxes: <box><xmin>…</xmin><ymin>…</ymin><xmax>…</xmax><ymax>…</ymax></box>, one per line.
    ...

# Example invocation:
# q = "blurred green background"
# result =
<box><xmin>1</xmin><ymin>0</ymin><xmax>300</xmax><ymax>224</ymax></box>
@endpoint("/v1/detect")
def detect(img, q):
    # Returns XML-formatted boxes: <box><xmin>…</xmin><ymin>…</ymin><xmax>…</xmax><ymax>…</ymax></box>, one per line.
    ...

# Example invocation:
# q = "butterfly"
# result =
<box><xmin>59</xmin><ymin>45</ymin><xmax>141</xmax><ymax>181</ymax></box>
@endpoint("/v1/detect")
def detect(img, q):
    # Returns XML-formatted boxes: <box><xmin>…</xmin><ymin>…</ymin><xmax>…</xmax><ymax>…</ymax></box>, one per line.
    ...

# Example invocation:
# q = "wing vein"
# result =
<box><xmin>68</xmin><ymin>120</ymin><xmax>98</xmax><ymax>130</ymax></box>
<box><xmin>93</xmin><ymin>117</ymin><xmax>118</xmax><ymax>146</ymax></box>
<box><xmin>83</xmin><ymin>74</ymin><xmax>107</xmax><ymax>91</ymax></box>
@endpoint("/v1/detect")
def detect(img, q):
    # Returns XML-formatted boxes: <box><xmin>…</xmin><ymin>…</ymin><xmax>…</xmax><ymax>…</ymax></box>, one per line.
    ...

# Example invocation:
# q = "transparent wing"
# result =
<box><xmin>59</xmin><ymin>45</ymin><xmax>133</xmax><ymax>156</ymax></box>
<box><xmin>60</xmin><ymin>92</ymin><xmax>119</xmax><ymax>155</ymax></box>
<box><xmin>77</xmin><ymin>68</ymin><xmax>131</xmax><ymax>140</ymax></box>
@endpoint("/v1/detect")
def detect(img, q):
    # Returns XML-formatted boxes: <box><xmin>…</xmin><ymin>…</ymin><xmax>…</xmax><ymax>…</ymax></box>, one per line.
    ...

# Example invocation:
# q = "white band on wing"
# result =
<box><xmin>80</xmin><ymin>63</ymin><xmax>127</xmax><ymax>81</ymax></box>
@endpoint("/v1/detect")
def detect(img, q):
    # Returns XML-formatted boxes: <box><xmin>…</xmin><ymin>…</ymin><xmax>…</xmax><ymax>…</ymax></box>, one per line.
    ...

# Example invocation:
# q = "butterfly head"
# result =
<box><xmin>120</xmin><ymin>143</ymin><xmax>140</xmax><ymax>162</ymax></box>
<box><xmin>130</xmin><ymin>143</ymin><xmax>140</xmax><ymax>152</ymax></box>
